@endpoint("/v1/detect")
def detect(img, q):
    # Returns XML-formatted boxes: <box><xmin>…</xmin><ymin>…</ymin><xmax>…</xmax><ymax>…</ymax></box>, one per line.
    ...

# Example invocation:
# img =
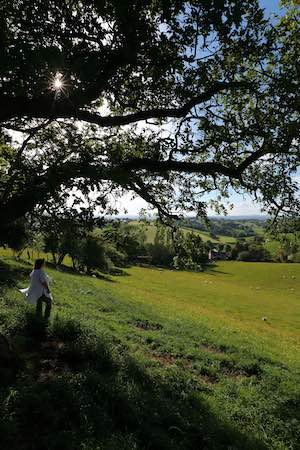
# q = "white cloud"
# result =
<box><xmin>113</xmin><ymin>193</ymin><xmax>264</xmax><ymax>218</ymax></box>
<box><xmin>111</xmin><ymin>192</ymin><xmax>150</xmax><ymax>217</ymax></box>
<box><xmin>227</xmin><ymin>200</ymin><xmax>262</xmax><ymax>216</ymax></box>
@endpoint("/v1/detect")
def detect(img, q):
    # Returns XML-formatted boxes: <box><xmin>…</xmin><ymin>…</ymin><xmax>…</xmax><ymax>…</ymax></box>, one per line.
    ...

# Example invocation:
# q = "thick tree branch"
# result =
<box><xmin>0</xmin><ymin>129</ymin><xmax>296</xmax><ymax>230</ymax></box>
<box><xmin>0</xmin><ymin>81</ymin><xmax>251</xmax><ymax>126</ymax></box>
<box><xmin>123</xmin><ymin>158</ymin><xmax>238</xmax><ymax>177</ymax></box>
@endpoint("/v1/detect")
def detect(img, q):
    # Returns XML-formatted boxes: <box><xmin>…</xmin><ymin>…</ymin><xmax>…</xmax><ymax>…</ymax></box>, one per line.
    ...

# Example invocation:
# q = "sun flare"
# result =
<box><xmin>54</xmin><ymin>78</ymin><xmax>63</xmax><ymax>90</ymax></box>
<box><xmin>50</xmin><ymin>72</ymin><xmax>65</xmax><ymax>93</ymax></box>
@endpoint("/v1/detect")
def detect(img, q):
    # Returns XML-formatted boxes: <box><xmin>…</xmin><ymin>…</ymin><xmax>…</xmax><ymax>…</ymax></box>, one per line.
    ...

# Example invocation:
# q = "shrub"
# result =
<box><xmin>104</xmin><ymin>243</ymin><xmax>126</xmax><ymax>267</ymax></box>
<box><xmin>173</xmin><ymin>256</ymin><xmax>203</xmax><ymax>272</ymax></box>
<box><xmin>289</xmin><ymin>252</ymin><xmax>300</xmax><ymax>263</ymax></box>
<box><xmin>237</xmin><ymin>251</ymin><xmax>253</xmax><ymax>261</ymax></box>
<box><xmin>78</xmin><ymin>236</ymin><xmax>110</xmax><ymax>273</ymax></box>
<box><xmin>237</xmin><ymin>245</ymin><xmax>270</xmax><ymax>262</ymax></box>
<box><xmin>146</xmin><ymin>242</ymin><xmax>175</xmax><ymax>267</ymax></box>
<box><xmin>0</xmin><ymin>219</ymin><xmax>31</xmax><ymax>255</ymax></box>
<box><xmin>50</xmin><ymin>315</ymin><xmax>83</xmax><ymax>341</ymax></box>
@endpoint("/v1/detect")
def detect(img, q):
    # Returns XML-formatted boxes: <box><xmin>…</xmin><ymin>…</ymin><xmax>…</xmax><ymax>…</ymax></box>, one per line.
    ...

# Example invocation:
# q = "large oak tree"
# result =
<box><xmin>0</xmin><ymin>0</ymin><xmax>299</xmax><ymax>233</ymax></box>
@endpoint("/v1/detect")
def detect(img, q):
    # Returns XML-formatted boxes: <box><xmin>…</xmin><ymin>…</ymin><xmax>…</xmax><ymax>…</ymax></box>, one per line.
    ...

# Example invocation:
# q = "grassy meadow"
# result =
<box><xmin>0</xmin><ymin>254</ymin><xmax>299</xmax><ymax>450</ymax></box>
<box><xmin>128</xmin><ymin>220</ymin><xmax>237</xmax><ymax>244</ymax></box>
<box><xmin>129</xmin><ymin>219</ymin><xmax>296</xmax><ymax>260</ymax></box>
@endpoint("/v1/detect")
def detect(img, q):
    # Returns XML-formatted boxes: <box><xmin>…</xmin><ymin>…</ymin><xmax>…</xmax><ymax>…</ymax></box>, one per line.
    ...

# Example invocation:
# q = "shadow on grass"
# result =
<box><xmin>0</xmin><ymin>256</ymin><xmax>120</xmax><ymax>286</ymax></box>
<box><xmin>0</xmin><ymin>258</ymin><xmax>30</xmax><ymax>288</ymax></box>
<box><xmin>205</xmin><ymin>263</ymin><xmax>231</xmax><ymax>276</ymax></box>
<box><xmin>94</xmin><ymin>272</ymin><xmax>117</xmax><ymax>283</ymax></box>
<box><xmin>90</xmin><ymin>269</ymin><xmax>131</xmax><ymax>284</ymax></box>
<box><xmin>0</xmin><ymin>313</ymin><xmax>268</xmax><ymax>450</ymax></box>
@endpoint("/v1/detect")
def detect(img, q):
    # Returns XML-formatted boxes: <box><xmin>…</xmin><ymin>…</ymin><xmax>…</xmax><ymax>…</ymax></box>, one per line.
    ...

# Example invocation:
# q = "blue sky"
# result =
<box><xmin>261</xmin><ymin>0</ymin><xmax>282</xmax><ymax>16</ymax></box>
<box><xmin>120</xmin><ymin>0</ymin><xmax>299</xmax><ymax>217</ymax></box>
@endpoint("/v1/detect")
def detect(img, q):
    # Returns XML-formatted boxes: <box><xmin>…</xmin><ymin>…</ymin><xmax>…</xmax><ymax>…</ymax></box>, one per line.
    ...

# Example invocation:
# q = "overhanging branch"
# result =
<box><xmin>0</xmin><ymin>81</ymin><xmax>251</xmax><ymax>127</ymax></box>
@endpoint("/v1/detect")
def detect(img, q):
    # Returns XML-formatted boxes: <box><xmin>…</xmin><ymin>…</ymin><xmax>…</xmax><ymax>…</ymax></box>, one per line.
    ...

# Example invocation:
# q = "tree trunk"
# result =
<box><xmin>57</xmin><ymin>253</ymin><xmax>65</xmax><ymax>265</ymax></box>
<box><xmin>51</xmin><ymin>252</ymin><xmax>57</xmax><ymax>265</ymax></box>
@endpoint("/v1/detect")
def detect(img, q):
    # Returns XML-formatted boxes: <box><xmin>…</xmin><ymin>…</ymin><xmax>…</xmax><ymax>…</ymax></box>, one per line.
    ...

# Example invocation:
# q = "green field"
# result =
<box><xmin>129</xmin><ymin>220</ymin><xmax>237</xmax><ymax>244</ymax></box>
<box><xmin>129</xmin><ymin>220</ymin><xmax>297</xmax><ymax>260</ymax></box>
<box><xmin>0</xmin><ymin>256</ymin><xmax>299</xmax><ymax>449</ymax></box>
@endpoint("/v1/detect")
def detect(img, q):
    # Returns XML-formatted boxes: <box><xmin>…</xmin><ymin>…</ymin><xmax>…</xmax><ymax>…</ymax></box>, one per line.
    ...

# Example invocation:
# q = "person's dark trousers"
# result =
<box><xmin>36</xmin><ymin>295</ymin><xmax>52</xmax><ymax>319</ymax></box>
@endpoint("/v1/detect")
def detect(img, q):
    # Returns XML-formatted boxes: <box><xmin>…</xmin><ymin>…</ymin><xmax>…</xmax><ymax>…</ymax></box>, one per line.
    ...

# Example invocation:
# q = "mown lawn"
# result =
<box><xmin>0</xmin><ymin>256</ymin><xmax>299</xmax><ymax>450</ymax></box>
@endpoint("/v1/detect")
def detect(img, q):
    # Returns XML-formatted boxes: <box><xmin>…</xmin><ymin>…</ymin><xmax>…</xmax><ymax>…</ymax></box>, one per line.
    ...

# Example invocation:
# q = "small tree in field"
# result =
<box><xmin>173</xmin><ymin>231</ymin><xmax>207</xmax><ymax>271</ymax></box>
<box><xmin>102</xmin><ymin>223</ymin><xmax>145</xmax><ymax>263</ymax></box>
<box><xmin>43</xmin><ymin>222</ymin><xmax>88</xmax><ymax>267</ymax></box>
<box><xmin>78</xmin><ymin>237</ymin><xmax>110</xmax><ymax>274</ymax></box>
<box><xmin>146</xmin><ymin>227</ymin><xmax>175</xmax><ymax>267</ymax></box>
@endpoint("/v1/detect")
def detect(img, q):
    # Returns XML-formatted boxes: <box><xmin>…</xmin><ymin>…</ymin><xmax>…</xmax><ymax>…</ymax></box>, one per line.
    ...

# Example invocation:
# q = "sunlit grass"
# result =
<box><xmin>1</xmin><ymin>255</ymin><xmax>299</xmax><ymax>449</ymax></box>
<box><xmin>129</xmin><ymin>220</ymin><xmax>237</xmax><ymax>244</ymax></box>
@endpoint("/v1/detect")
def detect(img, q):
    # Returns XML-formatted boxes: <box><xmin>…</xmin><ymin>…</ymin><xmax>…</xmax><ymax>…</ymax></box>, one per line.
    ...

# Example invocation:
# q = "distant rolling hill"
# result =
<box><xmin>128</xmin><ymin>220</ymin><xmax>237</xmax><ymax>245</ymax></box>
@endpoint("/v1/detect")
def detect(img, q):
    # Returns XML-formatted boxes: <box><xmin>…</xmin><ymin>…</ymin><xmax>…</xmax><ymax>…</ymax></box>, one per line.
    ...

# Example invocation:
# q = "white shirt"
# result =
<box><xmin>20</xmin><ymin>269</ymin><xmax>52</xmax><ymax>305</ymax></box>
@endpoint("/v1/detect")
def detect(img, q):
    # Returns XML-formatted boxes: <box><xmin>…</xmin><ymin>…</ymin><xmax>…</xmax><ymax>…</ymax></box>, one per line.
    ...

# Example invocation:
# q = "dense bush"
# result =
<box><xmin>237</xmin><ymin>245</ymin><xmax>270</xmax><ymax>262</ymax></box>
<box><xmin>230</xmin><ymin>241</ymin><xmax>248</xmax><ymax>260</ymax></box>
<box><xmin>143</xmin><ymin>228</ymin><xmax>208</xmax><ymax>270</ymax></box>
<box><xmin>230</xmin><ymin>238</ymin><xmax>271</xmax><ymax>262</ymax></box>
<box><xmin>77</xmin><ymin>236</ymin><xmax>113</xmax><ymax>273</ymax></box>
<box><xmin>102</xmin><ymin>223</ymin><xmax>146</xmax><ymax>263</ymax></box>
<box><xmin>237</xmin><ymin>251</ymin><xmax>252</xmax><ymax>261</ymax></box>
<box><xmin>289</xmin><ymin>252</ymin><xmax>300</xmax><ymax>263</ymax></box>
<box><xmin>145</xmin><ymin>242</ymin><xmax>175</xmax><ymax>267</ymax></box>
<box><xmin>0</xmin><ymin>219</ymin><xmax>31</xmax><ymax>256</ymax></box>
<box><xmin>104</xmin><ymin>243</ymin><xmax>127</xmax><ymax>267</ymax></box>
<box><xmin>172</xmin><ymin>231</ymin><xmax>207</xmax><ymax>270</ymax></box>
<box><xmin>173</xmin><ymin>255</ymin><xmax>203</xmax><ymax>272</ymax></box>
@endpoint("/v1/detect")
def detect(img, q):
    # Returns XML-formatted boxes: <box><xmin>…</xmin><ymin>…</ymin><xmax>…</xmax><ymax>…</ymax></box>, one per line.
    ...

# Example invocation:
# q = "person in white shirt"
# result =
<box><xmin>20</xmin><ymin>259</ymin><xmax>53</xmax><ymax>319</ymax></box>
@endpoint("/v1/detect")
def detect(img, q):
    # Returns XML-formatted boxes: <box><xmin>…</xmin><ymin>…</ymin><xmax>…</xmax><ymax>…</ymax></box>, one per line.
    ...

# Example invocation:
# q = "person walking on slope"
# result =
<box><xmin>20</xmin><ymin>259</ymin><xmax>53</xmax><ymax>320</ymax></box>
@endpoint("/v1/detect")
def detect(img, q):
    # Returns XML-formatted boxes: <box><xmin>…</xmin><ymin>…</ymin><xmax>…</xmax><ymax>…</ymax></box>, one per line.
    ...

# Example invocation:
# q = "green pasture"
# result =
<box><xmin>129</xmin><ymin>220</ymin><xmax>298</xmax><ymax>258</ymax></box>
<box><xmin>0</xmin><ymin>255</ymin><xmax>299</xmax><ymax>449</ymax></box>
<box><xmin>129</xmin><ymin>220</ymin><xmax>237</xmax><ymax>244</ymax></box>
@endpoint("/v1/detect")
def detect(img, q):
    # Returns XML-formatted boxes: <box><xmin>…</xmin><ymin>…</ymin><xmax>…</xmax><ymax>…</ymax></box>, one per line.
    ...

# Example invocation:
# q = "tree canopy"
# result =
<box><xmin>0</xmin><ymin>0</ymin><xmax>299</xmax><ymax>233</ymax></box>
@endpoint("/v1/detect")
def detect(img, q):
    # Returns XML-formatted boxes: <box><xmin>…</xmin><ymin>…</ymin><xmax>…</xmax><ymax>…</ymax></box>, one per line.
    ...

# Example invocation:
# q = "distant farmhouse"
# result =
<box><xmin>208</xmin><ymin>249</ymin><xmax>229</xmax><ymax>261</ymax></box>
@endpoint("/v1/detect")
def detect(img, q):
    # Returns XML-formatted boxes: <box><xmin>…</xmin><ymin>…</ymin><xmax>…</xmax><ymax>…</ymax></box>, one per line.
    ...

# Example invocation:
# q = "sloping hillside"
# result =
<box><xmin>129</xmin><ymin>220</ymin><xmax>237</xmax><ymax>244</ymax></box>
<box><xmin>0</xmin><ymin>257</ymin><xmax>299</xmax><ymax>450</ymax></box>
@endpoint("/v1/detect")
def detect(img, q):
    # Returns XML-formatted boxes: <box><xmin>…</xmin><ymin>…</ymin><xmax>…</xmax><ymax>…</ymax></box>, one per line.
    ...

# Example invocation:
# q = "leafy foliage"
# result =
<box><xmin>0</xmin><ymin>218</ymin><xmax>31</xmax><ymax>254</ymax></box>
<box><xmin>172</xmin><ymin>231</ymin><xmax>207</xmax><ymax>270</ymax></box>
<box><xmin>0</xmin><ymin>1</ymin><xmax>298</xmax><ymax>231</ymax></box>
<box><xmin>101</xmin><ymin>222</ymin><xmax>146</xmax><ymax>263</ymax></box>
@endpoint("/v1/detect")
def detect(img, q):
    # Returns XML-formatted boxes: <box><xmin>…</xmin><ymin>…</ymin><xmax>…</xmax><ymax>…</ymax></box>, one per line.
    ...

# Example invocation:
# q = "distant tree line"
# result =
<box><xmin>179</xmin><ymin>218</ymin><xmax>260</xmax><ymax>239</ymax></box>
<box><xmin>1</xmin><ymin>216</ymin><xmax>299</xmax><ymax>274</ymax></box>
<box><xmin>0</xmin><ymin>215</ymin><xmax>209</xmax><ymax>273</ymax></box>
<box><xmin>229</xmin><ymin>238</ymin><xmax>270</xmax><ymax>262</ymax></box>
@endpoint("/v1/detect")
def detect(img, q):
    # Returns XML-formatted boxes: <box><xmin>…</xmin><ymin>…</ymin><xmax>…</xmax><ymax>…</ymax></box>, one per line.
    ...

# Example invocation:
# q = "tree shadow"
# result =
<box><xmin>205</xmin><ymin>263</ymin><xmax>231</xmax><ymax>276</ymax></box>
<box><xmin>0</xmin><ymin>257</ymin><xmax>127</xmax><ymax>287</ymax></box>
<box><xmin>92</xmin><ymin>269</ymin><xmax>132</xmax><ymax>284</ymax></box>
<box><xmin>0</xmin><ymin>314</ymin><xmax>269</xmax><ymax>450</ymax></box>
<box><xmin>0</xmin><ymin>258</ymin><xmax>30</xmax><ymax>288</ymax></box>
<box><xmin>91</xmin><ymin>272</ymin><xmax>117</xmax><ymax>283</ymax></box>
